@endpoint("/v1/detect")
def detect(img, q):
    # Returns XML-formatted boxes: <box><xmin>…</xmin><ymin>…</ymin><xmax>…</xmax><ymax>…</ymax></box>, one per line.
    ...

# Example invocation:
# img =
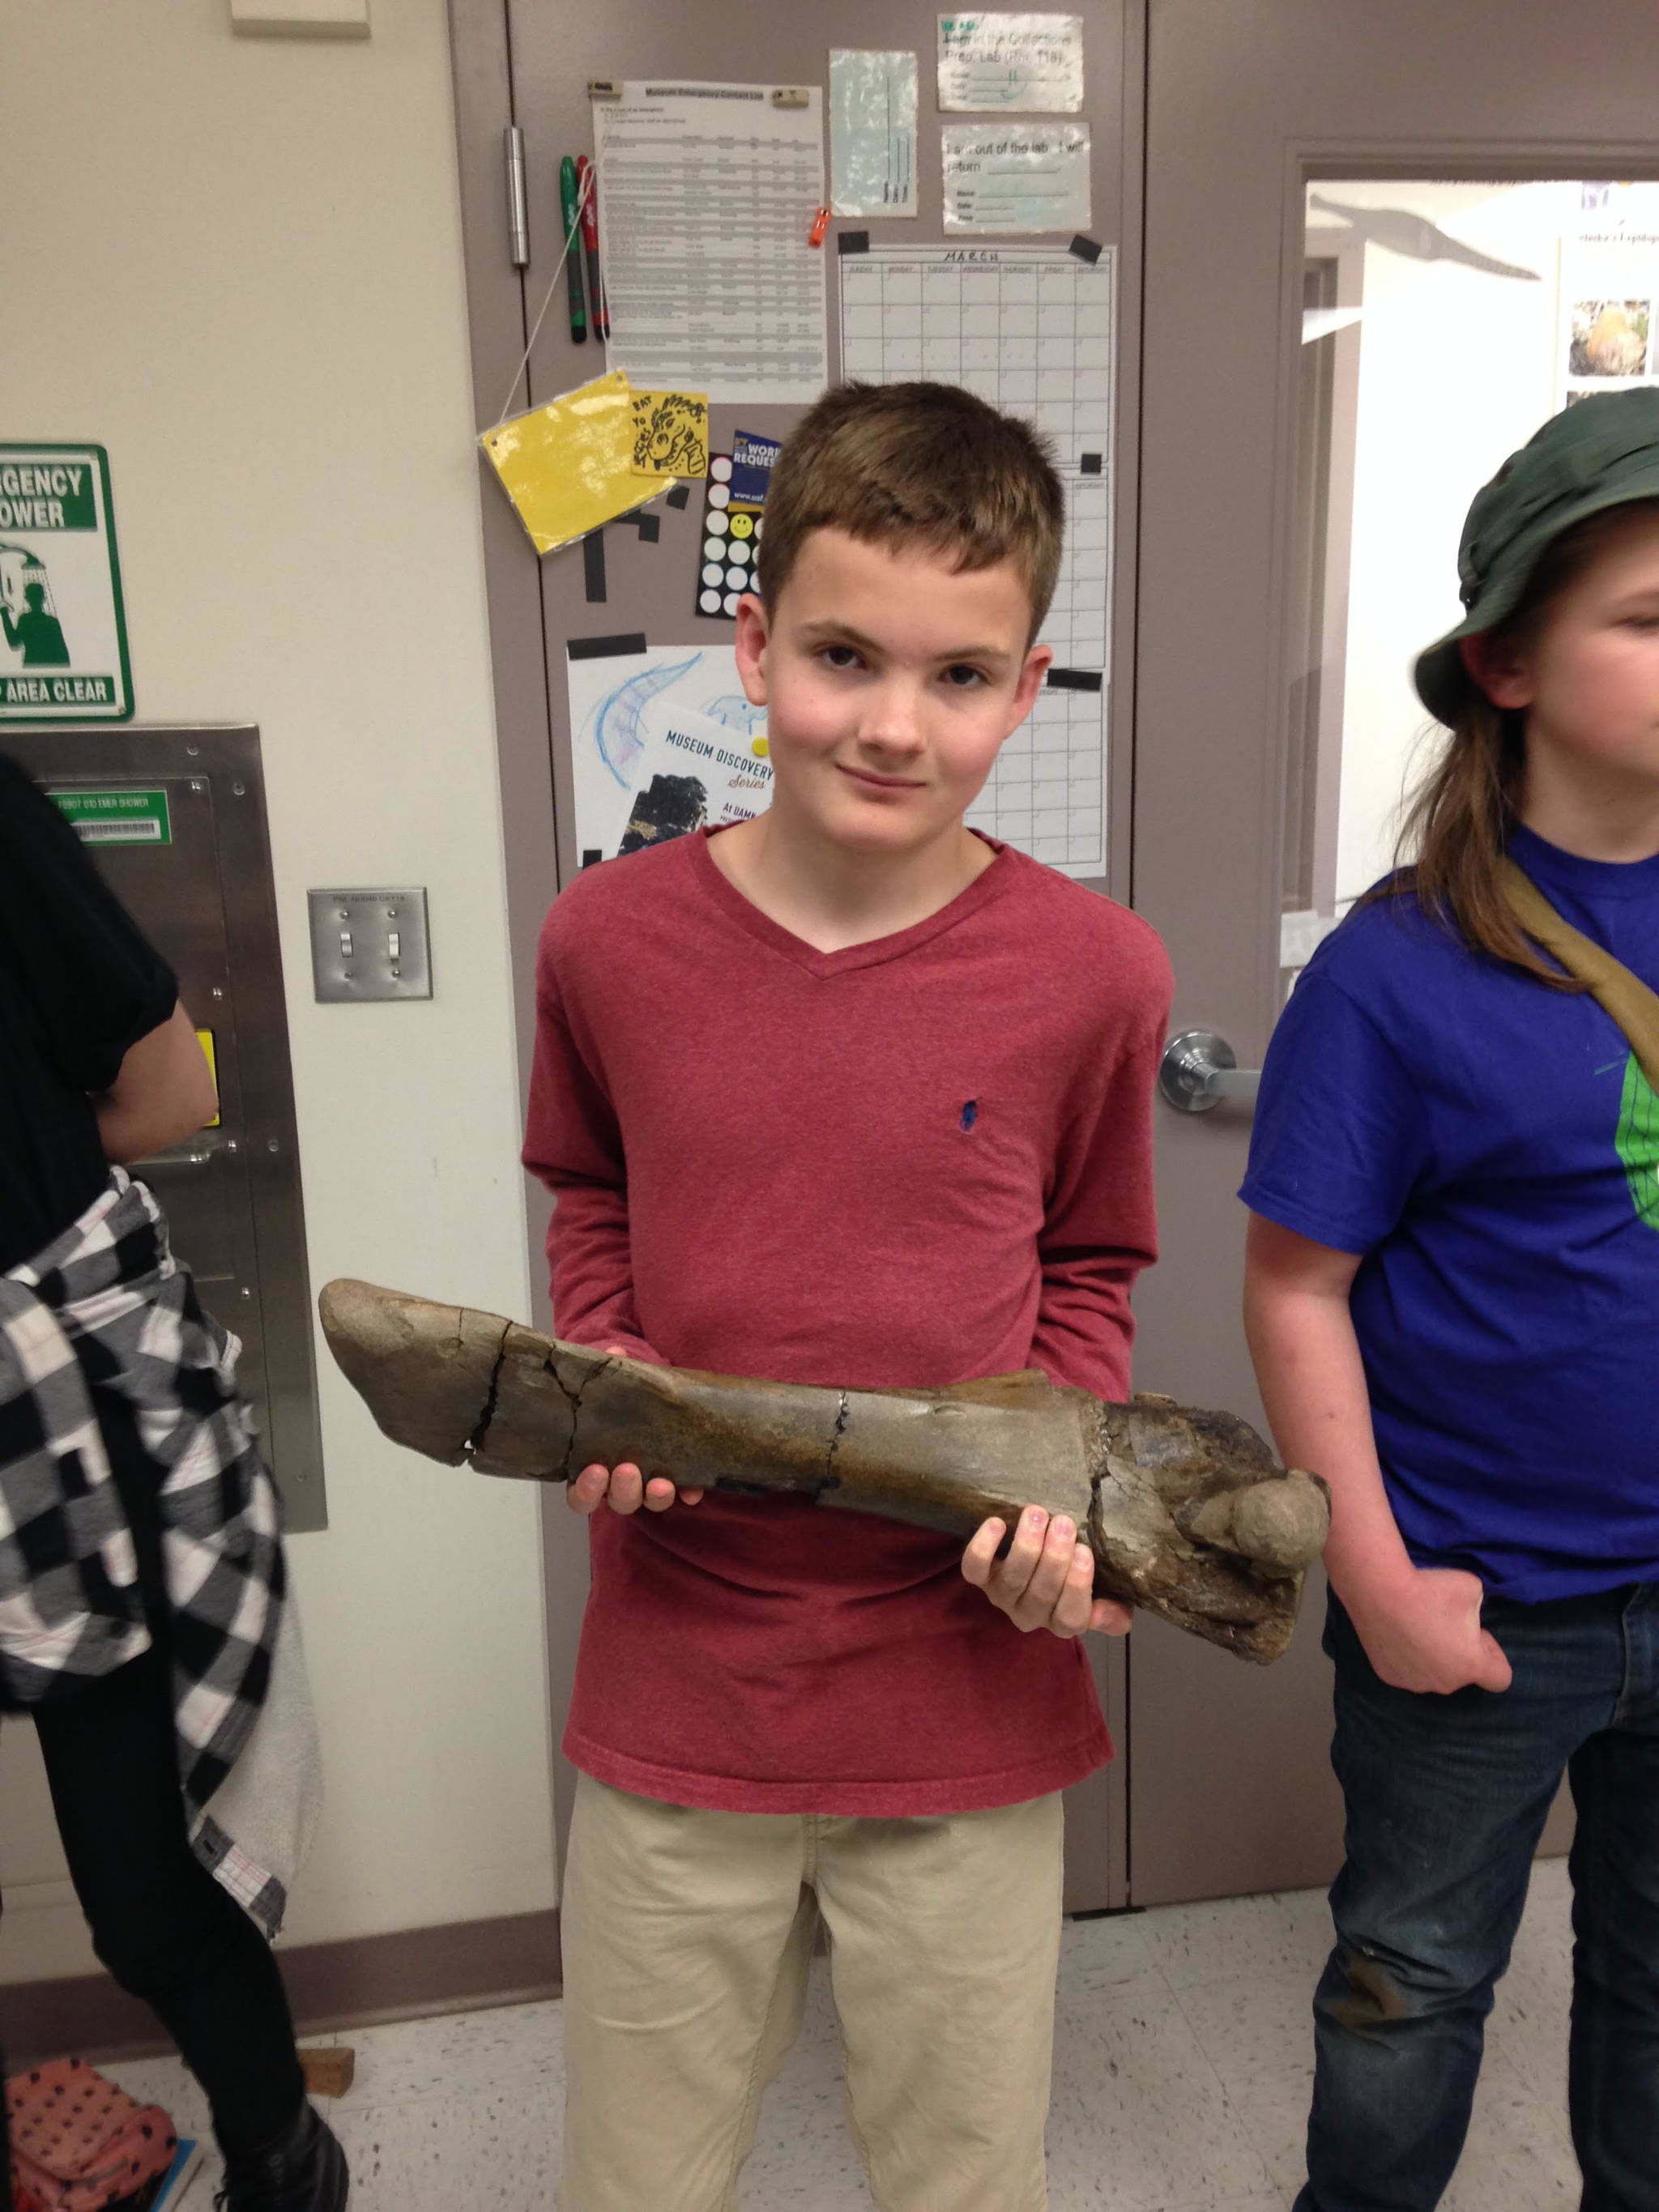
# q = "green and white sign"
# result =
<box><xmin>0</xmin><ymin>445</ymin><xmax>132</xmax><ymax>722</ymax></box>
<box><xmin>48</xmin><ymin>787</ymin><xmax>171</xmax><ymax>846</ymax></box>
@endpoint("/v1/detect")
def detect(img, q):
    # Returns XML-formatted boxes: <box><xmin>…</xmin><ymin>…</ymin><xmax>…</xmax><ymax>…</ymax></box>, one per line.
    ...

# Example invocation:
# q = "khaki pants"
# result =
<box><xmin>559</xmin><ymin>1773</ymin><xmax>1064</xmax><ymax>2212</ymax></box>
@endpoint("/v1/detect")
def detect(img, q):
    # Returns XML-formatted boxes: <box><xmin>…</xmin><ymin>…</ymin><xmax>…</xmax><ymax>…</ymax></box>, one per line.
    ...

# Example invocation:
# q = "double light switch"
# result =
<box><xmin>308</xmin><ymin>888</ymin><xmax>432</xmax><ymax>1001</ymax></box>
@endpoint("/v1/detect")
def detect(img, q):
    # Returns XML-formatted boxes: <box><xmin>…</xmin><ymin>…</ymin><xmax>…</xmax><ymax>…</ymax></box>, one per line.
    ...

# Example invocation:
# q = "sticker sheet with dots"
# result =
<box><xmin>695</xmin><ymin>450</ymin><xmax>769</xmax><ymax>621</ymax></box>
<box><xmin>838</xmin><ymin>244</ymin><xmax>1115</xmax><ymax>877</ymax></box>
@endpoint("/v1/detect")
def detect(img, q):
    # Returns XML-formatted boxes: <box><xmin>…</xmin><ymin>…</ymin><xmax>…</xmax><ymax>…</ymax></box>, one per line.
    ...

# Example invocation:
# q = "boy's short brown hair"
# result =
<box><xmin>755</xmin><ymin>382</ymin><xmax>1064</xmax><ymax>638</ymax></box>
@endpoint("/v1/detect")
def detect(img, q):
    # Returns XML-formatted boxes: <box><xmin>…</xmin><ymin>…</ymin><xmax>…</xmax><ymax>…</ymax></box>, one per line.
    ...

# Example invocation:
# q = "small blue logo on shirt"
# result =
<box><xmin>960</xmin><ymin>1099</ymin><xmax>979</xmax><ymax>1132</ymax></box>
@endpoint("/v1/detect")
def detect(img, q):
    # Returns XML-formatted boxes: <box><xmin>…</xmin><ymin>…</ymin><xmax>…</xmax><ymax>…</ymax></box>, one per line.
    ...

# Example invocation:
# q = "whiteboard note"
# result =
<box><xmin>937</xmin><ymin>13</ymin><xmax>1085</xmax><ymax>113</ymax></box>
<box><xmin>595</xmin><ymin>83</ymin><xmax>828</xmax><ymax>404</ymax></box>
<box><xmin>941</xmin><ymin>123</ymin><xmax>1090</xmax><ymax>234</ymax></box>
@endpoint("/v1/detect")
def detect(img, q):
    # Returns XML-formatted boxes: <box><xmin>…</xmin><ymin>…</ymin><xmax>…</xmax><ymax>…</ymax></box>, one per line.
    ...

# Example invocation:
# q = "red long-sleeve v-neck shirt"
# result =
<box><xmin>523</xmin><ymin>829</ymin><xmax>1172</xmax><ymax>1815</ymax></box>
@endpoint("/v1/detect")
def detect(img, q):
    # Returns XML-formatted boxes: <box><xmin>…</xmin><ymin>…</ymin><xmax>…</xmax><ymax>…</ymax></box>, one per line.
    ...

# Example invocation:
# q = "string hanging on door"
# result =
<box><xmin>494</xmin><ymin>160</ymin><xmax>595</xmax><ymax>428</ymax></box>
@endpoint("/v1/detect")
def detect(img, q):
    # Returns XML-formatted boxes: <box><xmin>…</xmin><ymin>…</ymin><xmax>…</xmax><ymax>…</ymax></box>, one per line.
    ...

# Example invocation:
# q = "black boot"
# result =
<box><xmin>215</xmin><ymin>2102</ymin><xmax>348</xmax><ymax>2212</ymax></box>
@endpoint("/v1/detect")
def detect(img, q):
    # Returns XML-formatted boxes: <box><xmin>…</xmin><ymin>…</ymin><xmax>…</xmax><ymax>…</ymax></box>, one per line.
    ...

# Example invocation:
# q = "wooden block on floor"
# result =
<box><xmin>300</xmin><ymin>2046</ymin><xmax>356</xmax><ymax>2099</ymax></box>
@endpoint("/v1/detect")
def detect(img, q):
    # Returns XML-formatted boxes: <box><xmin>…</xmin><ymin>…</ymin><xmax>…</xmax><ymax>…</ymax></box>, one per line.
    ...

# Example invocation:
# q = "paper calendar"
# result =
<box><xmin>838</xmin><ymin>242</ymin><xmax>1115</xmax><ymax>876</ymax></box>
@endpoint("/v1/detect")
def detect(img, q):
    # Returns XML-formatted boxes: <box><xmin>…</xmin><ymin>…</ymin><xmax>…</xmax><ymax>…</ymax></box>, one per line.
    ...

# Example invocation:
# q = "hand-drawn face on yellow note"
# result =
<box><xmin>480</xmin><ymin>372</ymin><xmax>662</xmax><ymax>555</ymax></box>
<box><xmin>629</xmin><ymin>390</ymin><xmax>710</xmax><ymax>479</ymax></box>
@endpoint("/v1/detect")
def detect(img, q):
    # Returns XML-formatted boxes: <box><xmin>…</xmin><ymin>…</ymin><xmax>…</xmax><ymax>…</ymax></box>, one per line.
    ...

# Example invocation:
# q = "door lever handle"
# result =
<box><xmin>1159</xmin><ymin>1029</ymin><xmax>1261</xmax><ymax>1113</ymax></box>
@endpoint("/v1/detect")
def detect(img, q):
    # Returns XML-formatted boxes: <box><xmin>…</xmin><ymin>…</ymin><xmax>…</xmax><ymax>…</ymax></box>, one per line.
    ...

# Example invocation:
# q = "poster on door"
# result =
<box><xmin>0</xmin><ymin>445</ymin><xmax>132</xmax><ymax>722</ymax></box>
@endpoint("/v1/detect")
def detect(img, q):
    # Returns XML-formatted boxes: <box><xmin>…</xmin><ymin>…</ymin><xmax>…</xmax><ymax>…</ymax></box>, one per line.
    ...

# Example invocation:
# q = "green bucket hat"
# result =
<box><xmin>1414</xmin><ymin>386</ymin><xmax>1659</xmax><ymax>725</ymax></box>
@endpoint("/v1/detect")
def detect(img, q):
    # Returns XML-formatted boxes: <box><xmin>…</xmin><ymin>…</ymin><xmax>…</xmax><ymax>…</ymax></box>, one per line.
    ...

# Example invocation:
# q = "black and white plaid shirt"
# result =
<box><xmin>0</xmin><ymin>1170</ymin><xmax>285</xmax><ymax>1826</ymax></box>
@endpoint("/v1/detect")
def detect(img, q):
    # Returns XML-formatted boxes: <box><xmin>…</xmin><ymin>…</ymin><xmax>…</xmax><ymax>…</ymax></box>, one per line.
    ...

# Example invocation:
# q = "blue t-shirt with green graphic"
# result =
<box><xmin>1241</xmin><ymin>826</ymin><xmax>1659</xmax><ymax>1602</ymax></box>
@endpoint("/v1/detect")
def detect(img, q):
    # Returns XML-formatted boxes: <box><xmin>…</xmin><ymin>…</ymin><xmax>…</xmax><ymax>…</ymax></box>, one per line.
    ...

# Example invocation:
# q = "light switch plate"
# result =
<box><xmin>308</xmin><ymin>888</ymin><xmax>431</xmax><ymax>1002</ymax></box>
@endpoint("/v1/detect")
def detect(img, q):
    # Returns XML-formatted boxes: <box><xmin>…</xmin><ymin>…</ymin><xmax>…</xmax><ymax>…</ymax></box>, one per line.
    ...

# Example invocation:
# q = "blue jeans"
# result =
<box><xmin>1294</xmin><ymin>1583</ymin><xmax>1659</xmax><ymax>2212</ymax></box>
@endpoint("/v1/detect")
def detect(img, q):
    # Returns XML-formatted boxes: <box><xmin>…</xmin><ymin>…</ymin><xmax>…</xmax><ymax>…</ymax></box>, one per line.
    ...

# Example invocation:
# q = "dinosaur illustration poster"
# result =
<box><xmin>565</xmin><ymin>641</ymin><xmax>768</xmax><ymax>861</ymax></box>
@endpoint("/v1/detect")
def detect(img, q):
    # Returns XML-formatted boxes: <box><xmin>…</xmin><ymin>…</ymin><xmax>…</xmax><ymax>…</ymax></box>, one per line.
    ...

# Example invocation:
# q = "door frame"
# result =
<box><xmin>1259</xmin><ymin>133</ymin><xmax>1659</xmax><ymax>972</ymax></box>
<box><xmin>445</xmin><ymin>0</ymin><xmax>575</xmax><ymax>1878</ymax></box>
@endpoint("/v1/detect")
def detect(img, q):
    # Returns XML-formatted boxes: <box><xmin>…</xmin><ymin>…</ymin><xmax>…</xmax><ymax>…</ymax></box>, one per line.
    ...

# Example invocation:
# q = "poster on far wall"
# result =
<box><xmin>0</xmin><ymin>444</ymin><xmax>132</xmax><ymax>722</ymax></box>
<box><xmin>1558</xmin><ymin>185</ymin><xmax>1659</xmax><ymax>411</ymax></box>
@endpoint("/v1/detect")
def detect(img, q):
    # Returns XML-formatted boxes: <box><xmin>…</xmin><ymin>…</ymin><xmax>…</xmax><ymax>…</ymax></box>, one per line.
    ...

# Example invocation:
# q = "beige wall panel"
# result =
<box><xmin>0</xmin><ymin>0</ymin><xmax>555</xmax><ymax>1971</ymax></box>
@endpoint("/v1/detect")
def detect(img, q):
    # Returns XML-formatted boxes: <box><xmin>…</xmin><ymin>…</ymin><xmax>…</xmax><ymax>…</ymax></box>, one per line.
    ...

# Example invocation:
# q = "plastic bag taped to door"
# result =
<box><xmin>480</xmin><ymin>370</ymin><xmax>663</xmax><ymax>555</ymax></box>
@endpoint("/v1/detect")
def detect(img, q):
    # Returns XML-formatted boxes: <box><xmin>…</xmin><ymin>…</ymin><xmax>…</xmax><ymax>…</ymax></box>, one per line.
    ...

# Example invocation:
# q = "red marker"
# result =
<box><xmin>577</xmin><ymin>156</ymin><xmax>608</xmax><ymax>339</ymax></box>
<box><xmin>808</xmin><ymin>204</ymin><xmax>830</xmax><ymax>248</ymax></box>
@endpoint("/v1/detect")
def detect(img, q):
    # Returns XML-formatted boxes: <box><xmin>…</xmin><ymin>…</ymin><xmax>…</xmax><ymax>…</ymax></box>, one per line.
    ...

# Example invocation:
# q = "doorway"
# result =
<box><xmin>1128</xmin><ymin>5</ymin><xmax>1659</xmax><ymax>1900</ymax></box>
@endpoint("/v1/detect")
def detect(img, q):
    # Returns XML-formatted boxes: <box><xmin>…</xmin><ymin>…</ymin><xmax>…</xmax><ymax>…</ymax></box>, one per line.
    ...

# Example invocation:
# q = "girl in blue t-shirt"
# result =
<box><xmin>1243</xmin><ymin>386</ymin><xmax>1659</xmax><ymax>2212</ymax></box>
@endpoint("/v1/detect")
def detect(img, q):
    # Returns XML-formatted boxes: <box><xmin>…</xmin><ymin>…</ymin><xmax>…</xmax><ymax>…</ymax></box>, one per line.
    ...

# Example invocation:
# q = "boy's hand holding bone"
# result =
<box><xmin>566</xmin><ymin>1460</ymin><xmax>706</xmax><ymax>1514</ymax></box>
<box><xmin>566</xmin><ymin>1350</ymin><xmax>706</xmax><ymax>1512</ymax></box>
<box><xmin>961</xmin><ymin>1507</ymin><xmax>1133</xmax><ymax>1639</ymax></box>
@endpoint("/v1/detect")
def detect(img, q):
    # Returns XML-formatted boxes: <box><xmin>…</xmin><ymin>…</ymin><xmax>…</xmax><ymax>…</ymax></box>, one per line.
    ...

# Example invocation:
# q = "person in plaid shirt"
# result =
<box><xmin>0</xmin><ymin>752</ymin><xmax>345</xmax><ymax>2212</ymax></box>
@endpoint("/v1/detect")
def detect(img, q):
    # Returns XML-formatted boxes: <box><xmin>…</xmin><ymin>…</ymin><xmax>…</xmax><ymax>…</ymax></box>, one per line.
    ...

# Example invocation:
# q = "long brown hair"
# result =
<box><xmin>1384</xmin><ymin>498</ymin><xmax>1659</xmax><ymax>987</ymax></box>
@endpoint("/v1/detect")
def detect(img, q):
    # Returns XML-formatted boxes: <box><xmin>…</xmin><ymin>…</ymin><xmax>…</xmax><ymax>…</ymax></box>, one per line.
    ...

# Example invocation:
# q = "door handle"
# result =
<box><xmin>131</xmin><ymin>1131</ymin><xmax>233</xmax><ymax>1169</ymax></box>
<box><xmin>1158</xmin><ymin>1030</ymin><xmax>1261</xmax><ymax>1113</ymax></box>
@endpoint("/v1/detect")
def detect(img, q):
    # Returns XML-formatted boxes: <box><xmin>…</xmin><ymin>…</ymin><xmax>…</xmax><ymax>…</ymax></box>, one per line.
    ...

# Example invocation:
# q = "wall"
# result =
<box><xmin>0</xmin><ymin>0</ymin><xmax>555</xmax><ymax>1976</ymax></box>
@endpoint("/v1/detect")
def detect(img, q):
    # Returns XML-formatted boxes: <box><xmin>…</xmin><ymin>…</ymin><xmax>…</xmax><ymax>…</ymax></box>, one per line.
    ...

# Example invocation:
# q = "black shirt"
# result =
<box><xmin>0</xmin><ymin>751</ymin><xmax>177</xmax><ymax>1272</ymax></box>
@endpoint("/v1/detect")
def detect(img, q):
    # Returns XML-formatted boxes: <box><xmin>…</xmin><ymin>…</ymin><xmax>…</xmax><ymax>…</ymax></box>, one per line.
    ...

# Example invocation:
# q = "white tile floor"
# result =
<box><xmin>104</xmin><ymin>1859</ymin><xmax>1580</xmax><ymax>2212</ymax></box>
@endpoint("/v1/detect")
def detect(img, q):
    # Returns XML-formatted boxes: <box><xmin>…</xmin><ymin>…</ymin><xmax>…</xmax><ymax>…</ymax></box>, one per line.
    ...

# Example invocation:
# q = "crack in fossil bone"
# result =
<box><xmin>463</xmin><ymin>1319</ymin><xmax>514</xmax><ymax>1460</ymax></box>
<box><xmin>546</xmin><ymin>1351</ymin><xmax>614</xmax><ymax>1482</ymax></box>
<box><xmin>821</xmin><ymin>1390</ymin><xmax>851</xmax><ymax>1491</ymax></box>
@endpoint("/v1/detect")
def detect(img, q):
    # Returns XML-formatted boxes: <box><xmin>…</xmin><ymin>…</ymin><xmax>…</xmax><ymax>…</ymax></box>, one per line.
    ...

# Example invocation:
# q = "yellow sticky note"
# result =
<box><xmin>480</xmin><ymin>372</ymin><xmax>661</xmax><ymax>555</ymax></box>
<box><xmin>629</xmin><ymin>390</ymin><xmax>709</xmax><ymax>478</ymax></box>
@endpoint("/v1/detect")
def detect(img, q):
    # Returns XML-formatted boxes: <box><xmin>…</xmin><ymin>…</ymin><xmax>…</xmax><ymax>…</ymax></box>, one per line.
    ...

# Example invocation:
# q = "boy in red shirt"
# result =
<box><xmin>524</xmin><ymin>381</ymin><xmax>1172</xmax><ymax>2212</ymax></box>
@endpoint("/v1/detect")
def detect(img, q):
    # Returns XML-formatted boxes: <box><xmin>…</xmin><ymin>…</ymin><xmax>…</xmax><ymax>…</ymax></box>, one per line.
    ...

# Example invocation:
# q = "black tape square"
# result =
<box><xmin>1068</xmin><ymin>233</ymin><xmax>1103</xmax><ymax>265</ymax></box>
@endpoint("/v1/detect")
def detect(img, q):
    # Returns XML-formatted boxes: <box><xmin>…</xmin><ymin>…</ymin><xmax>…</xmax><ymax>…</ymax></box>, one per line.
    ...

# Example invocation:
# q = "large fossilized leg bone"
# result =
<box><xmin>318</xmin><ymin>1279</ymin><xmax>1329</xmax><ymax>1664</ymax></box>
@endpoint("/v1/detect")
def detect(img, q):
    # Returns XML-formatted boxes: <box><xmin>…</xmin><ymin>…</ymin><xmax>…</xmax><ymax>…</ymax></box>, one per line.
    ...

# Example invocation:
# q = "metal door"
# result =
<box><xmin>1126</xmin><ymin>0</ymin><xmax>1659</xmax><ymax>1901</ymax></box>
<box><xmin>2</xmin><ymin>726</ymin><xmax>326</xmax><ymax>1528</ymax></box>
<box><xmin>448</xmin><ymin>0</ymin><xmax>1145</xmax><ymax>1910</ymax></box>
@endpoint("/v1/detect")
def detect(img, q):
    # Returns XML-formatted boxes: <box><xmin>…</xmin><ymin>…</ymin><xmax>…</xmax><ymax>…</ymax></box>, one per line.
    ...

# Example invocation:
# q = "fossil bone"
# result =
<box><xmin>318</xmin><ymin>1278</ymin><xmax>1329</xmax><ymax>1664</ymax></box>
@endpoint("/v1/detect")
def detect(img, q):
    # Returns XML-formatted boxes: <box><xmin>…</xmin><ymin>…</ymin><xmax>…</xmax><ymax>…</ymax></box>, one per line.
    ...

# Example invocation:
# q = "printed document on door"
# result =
<box><xmin>595</xmin><ymin>83</ymin><xmax>829</xmax><ymax>404</ymax></box>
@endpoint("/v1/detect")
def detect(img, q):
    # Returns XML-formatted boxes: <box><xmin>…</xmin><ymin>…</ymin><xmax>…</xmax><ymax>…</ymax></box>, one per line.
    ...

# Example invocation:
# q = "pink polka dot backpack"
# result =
<box><xmin>6</xmin><ymin>2057</ymin><xmax>177</xmax><ymax>2212</ymax></box>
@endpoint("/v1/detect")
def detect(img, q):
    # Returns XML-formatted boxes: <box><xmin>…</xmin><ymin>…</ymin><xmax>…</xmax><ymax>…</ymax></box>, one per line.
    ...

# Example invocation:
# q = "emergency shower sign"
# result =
<box><xmin>0</xmin><ymin>444</ymin><xmax>132</xmax><ymax>722</ymax></box>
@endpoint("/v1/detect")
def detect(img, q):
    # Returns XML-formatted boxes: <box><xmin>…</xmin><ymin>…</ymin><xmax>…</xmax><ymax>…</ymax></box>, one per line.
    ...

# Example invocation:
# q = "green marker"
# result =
<box><xmin>560</xmin><ymin>156</ymin><xmax>588</xmax><ymax>343</ymax></box>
